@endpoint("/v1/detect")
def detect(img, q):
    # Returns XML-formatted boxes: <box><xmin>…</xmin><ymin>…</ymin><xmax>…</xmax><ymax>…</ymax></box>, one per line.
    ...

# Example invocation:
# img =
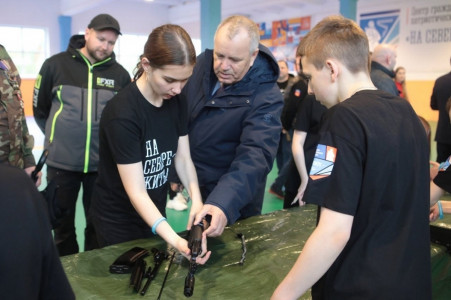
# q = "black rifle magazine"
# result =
<box><xmin>109</xmin><ymin>247</ymin><xmax>150</xmax><ymax>274</ymax></box>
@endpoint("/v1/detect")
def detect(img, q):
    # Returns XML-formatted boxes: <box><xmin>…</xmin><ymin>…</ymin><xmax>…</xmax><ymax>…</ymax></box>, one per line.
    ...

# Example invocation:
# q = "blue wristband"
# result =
<box><xmin>152</xmin><ymin>217</ymin><xmax>167</xmax><ymax>235</ymax></box>
<box><xmin>437</xmin><ymin>201</ymin><xmax>444</xmax><ymax>220</ymax></box>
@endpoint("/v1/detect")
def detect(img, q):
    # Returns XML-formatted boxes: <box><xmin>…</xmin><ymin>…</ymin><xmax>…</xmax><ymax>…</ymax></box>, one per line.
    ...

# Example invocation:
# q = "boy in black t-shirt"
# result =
<box><xmin>272</xmin><ymin>16</ymin><xmax>431</xmax><ymax>300</ymax></box>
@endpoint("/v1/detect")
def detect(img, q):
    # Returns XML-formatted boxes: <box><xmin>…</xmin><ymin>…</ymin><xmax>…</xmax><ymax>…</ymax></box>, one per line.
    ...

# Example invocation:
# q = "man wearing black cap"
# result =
<box><xmin>33</xmin><ymin>13</ymin><xmax>131</xmax><ymax>256</ymax></box>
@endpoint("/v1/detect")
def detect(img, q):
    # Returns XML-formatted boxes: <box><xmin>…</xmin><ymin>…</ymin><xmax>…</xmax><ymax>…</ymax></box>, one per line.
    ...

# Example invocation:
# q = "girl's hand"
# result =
<box><xmin>175</xmin><ymin>235</ymin><xmax>211</xmax><ymax>265</ymax></box>
<box><xmin>429</xmin><ymin>203</ymin><xmax>439</xmax><ymax>222</ymax></box>
<box><xmin>187</xmin><ymin>199</ymin><xmax>203</xmax><ymax>230</ymax></box>
<box><xmin>291</xmin><ymin>183</ymin><xmax>307</xmax><ymax>206</ymax></box>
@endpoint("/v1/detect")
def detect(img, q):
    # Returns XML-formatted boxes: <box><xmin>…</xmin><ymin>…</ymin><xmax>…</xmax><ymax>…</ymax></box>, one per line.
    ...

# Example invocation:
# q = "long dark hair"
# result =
<box><xmin>134</xmin><ymin>24</ymin><xmax>196</xmax><ymax>81</ymax></box>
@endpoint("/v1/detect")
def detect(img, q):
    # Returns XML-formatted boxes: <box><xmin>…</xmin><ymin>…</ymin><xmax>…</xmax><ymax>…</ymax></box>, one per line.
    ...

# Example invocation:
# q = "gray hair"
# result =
<box><xmin>215</xmin><ymin>15</ymin><xmax>259</xmax><ymax>54</ymax></box>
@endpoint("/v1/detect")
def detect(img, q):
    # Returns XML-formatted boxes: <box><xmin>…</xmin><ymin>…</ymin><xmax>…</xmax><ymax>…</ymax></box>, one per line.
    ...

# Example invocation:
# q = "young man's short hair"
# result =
<box><xmin>297</xmin><ymin>15</ymin><xmax>370</xmax><ymax>74</ymax></box>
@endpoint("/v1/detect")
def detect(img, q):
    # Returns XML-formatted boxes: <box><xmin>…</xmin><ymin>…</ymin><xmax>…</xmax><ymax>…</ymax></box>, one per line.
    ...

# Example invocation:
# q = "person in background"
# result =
<box><xmin>279</xmin><ymin>57</ymin><xmax>307</xmax><ymax>140</ymax></box>
<box><xmin>370</xmin><ymin>43</ymin><xmax>399</xmax><ymax>96</ymax></box>
<box><xmin>179</xmin><ymin>15</ymin><xmax>283</xmax><ymax>237</ymax></box>
<box><xmin>276</xmin><ymin>60</ymin><xmax>296</xmax><ymax>96</ymax></box>
<box><xmin>285</xmin><ymin>92</ymin><xmax>326</xmax><ymax>208</ymax></box>
<box><xmin>33</xmin><ymin>14</ymin><xmax>131</xmax><ymax>256</ymax></box>
<box><xmin>394</xmin><ymin>66</ymin><xmax>408</xmax><ymax>101</ymax></box>
<box><xmin>430</xmin><ymin>96</ymin><xmax>451</xmax><ymax>221</ymax></box>
<box><xmin>269</xmin><ymin>59</ymin><xmax>297</xmax><ymax>199</ymax></box>
<box><xmin>430</xmin><ymin>58</ymin><xmax>451</xmax><ymax>163</ymax></box>
<box><xmin>272</xmin><ymin>15</ymin><xmax>431</xmax><ymax>300</ymax></box>
<box><xmin>0</xmin><ymin>164</ymin><xmax>74</xmax><ymax>299</ymax></box>
<box><xmin>278</xmin><ymin>55</ymin><xmax>326</xmax><ymax>209</ymax></box>
<box><xmin>89</xmin><ymin>24</ymin><xmax>210</xmax><ymax>264</ymax></box>
<box><xmin>430</xmin><ymin>155</ymin><xmax>451</xmax><ymax>221</ymax></box>
<box><xmin>0</xmin><ymin>45</ymin><xmax>41</xmax><ymax>186</ymax></box>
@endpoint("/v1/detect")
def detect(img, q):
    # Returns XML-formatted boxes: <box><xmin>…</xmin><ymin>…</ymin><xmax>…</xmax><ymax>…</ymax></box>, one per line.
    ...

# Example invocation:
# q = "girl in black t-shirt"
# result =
<box><xmin>91</xmin><ymin>25</ymin><xmax>210</xmax><ymax>264</ymax></box>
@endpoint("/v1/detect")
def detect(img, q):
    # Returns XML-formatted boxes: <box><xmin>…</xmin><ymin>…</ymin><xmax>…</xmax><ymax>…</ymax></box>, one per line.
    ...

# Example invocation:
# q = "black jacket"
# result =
<box><xmin>33</xmin><ymin>35</ymin><xmax>130</xmax><ymax>172</ymax></box>
<box><xmin>370</xmin><ymin>61</ymin><xmax>399</xmax><ymax>96</ymax></box>
<box><xmin>430</xmin><ymin>71</ymin><xmax>451</xmax><ymax>144</ymax></box>
<box><xmin>0</xmin><ymin>164</ymin><xmax>75</xmax><ymax>299</ymax></box>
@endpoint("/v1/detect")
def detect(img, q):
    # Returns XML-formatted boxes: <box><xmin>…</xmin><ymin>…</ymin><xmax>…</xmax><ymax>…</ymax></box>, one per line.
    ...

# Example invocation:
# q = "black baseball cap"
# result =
<box><xmin>88</xmin><ymin>14</ymin><xmax>121</xmax><ymax>35</ymax></box>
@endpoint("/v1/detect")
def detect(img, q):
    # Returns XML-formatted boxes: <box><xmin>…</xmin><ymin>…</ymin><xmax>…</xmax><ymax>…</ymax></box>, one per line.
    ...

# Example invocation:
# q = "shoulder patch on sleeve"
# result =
<box><xmin>294</xmin><ymin>89</ymin><xmax>301</xmax><ymax>97</ymax></box>
<box><xmin>309</xmin><ymin>144</ymin><xmax>337</xmax><ymax>180</ymax></box>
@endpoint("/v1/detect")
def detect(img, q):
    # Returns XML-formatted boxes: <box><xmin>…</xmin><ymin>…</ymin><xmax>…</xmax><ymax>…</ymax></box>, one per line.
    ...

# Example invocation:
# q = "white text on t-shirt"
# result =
<box><xmin>143</xmin><ymin>139</ymin><xmax>173</xmax><ymax>189</ymax></box>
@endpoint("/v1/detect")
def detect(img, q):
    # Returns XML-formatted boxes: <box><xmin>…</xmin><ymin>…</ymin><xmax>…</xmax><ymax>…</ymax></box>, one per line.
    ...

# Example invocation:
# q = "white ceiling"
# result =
<box><xmin>60</xmin><ymin>0</ymin><xmax>328</xmax><ymax>18</ymax></box>
<box><xmin>60</xmin><ymin>0</ymin><xmax>385</xmax><ymax>30</ymax></box>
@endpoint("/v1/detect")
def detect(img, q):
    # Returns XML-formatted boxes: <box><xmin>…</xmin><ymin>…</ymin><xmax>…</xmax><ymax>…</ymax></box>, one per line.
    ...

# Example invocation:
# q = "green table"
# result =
<box><xmin>61</xmin><ymin>205</ymin><xmax>451</xmax><ymax>299</ymax></box>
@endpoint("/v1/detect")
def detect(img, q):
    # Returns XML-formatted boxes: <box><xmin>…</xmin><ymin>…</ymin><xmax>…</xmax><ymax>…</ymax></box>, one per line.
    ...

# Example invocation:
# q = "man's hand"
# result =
<box><xmin>194</xmin><ymin>204</ymin><xmax>228</xmax><ymax>237</ymax></box>
<box><xmin>24</xmin><ymin>166</ymin><xmax>41</xmax><ymax>187</ymax></box>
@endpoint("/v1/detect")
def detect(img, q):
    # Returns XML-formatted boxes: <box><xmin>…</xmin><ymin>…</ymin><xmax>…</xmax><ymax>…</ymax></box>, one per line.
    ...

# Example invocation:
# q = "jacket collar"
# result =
<box><xmin>371</xmin><ymin>61</ymin><xmax>395</xmax><ymax>78</ymax></box>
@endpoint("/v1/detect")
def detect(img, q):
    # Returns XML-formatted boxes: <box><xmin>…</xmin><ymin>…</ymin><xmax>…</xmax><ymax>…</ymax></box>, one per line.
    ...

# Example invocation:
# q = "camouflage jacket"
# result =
<box><xmin>0</xmin><ymin>45</ymin><xmax>35</xmax><ymax>169</ymax></box>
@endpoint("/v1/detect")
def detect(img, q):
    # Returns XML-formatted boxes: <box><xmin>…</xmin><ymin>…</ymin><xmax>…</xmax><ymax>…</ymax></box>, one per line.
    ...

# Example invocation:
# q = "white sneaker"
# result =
<box><xmin>166</xmin><ymin>192</ymin><xmax>188</xmax><ymax>211</ymax></box>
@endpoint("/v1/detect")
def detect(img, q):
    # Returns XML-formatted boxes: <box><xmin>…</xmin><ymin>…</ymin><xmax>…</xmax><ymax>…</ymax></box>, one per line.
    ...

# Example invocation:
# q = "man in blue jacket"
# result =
<box><xmin>33</xmin><ymin>14</ymin><xmax>131</xmax><ymax>255</ymax></box>
<box><xmin>185</xmin><ymin>15</ymin><xmax>283</xmax><ymax>237</ymax></box>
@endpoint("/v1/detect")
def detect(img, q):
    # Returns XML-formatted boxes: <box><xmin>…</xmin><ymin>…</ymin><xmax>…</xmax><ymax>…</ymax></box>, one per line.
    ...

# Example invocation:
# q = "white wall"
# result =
<box><xmin>1</xmin><ymin>0</ymin><xmax>61</xmax><ymax>55</ymax></box>
<box><xmin>70</xmin><ymin>1</ymin><xmax>169</xmax><ymax>36</ymax></box>
<box><xmin>3</xmin><ymin>0</ymin><xmax>450</xmax><ymax>80</ymax></box>
<box><xmin>358</xmin><ymin>0</ymin><xmax>451</xmax><ymax>79</ymax></box>
<box><xmin>1</xmin><ymin>0</ymin><xmax>171</xmax><ymax>56</ymax></box>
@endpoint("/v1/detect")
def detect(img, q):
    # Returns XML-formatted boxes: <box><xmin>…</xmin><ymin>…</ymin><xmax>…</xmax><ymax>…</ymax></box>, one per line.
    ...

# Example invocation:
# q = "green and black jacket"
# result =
<box><xmin>33</xmin><ymin>35</ymin><xmax>130</xmax><ymax>173</ymax></box>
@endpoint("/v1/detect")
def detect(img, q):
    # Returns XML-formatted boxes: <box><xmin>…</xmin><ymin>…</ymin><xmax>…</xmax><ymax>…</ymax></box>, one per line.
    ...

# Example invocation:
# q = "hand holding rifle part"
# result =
<box><xmin>184</xmin><ymin>222</ymin><xmax>204</xmax><ymax>297</ymax></box>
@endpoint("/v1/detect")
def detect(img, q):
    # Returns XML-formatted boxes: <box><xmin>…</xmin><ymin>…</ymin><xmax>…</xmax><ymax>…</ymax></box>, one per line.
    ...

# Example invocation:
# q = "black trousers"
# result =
<box><xmin>283</xmin><ymin>159</ymin><xmax>301</xmax><ymax>209</ymax></box>
<box><xmin>90</xmin><ymin>184</ymin><xmax>168</xmax><ymax>248</ymax></box>
<box><xmin>93</xmin><ymin>217</ymin><xmax>153</xmax><ymax>248</ymax></box>
<box><xmin>46</xmin><ymin>167</ymin><xmax>98</xmax><ymax>256</ymax></box>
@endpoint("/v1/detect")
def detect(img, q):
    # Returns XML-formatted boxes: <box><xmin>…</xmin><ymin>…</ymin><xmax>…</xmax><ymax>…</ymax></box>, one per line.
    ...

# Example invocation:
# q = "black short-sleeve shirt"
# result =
<box><xmin>93</xmin><ymin>81</ymin><xmax>187</xmax><ymax>223</ymax></box>
<box><xmin>293</xmin><ymin>95</ymin><xmax>327</xmax><ymax>171</ymax></box>
<box><xmin>305</xmin><ymin>90</ymin><xmax>432</xmax><ymax>299</ymax></box>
